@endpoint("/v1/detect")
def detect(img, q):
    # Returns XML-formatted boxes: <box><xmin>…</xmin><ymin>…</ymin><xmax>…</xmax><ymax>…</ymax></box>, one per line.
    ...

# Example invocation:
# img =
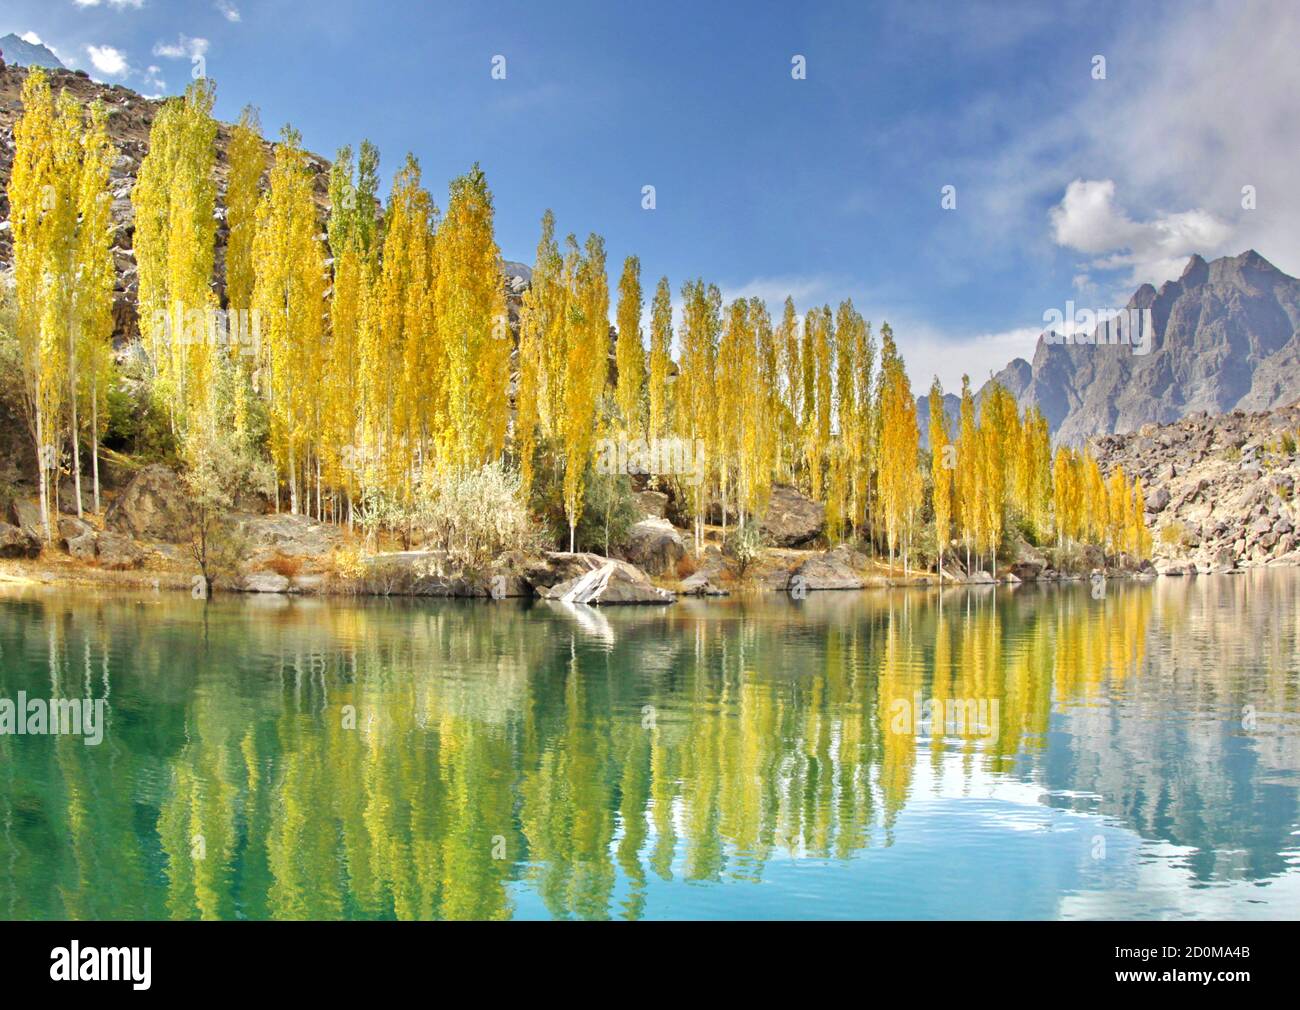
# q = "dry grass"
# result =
<box><xmin>264</xmin><ymin>553</ymin><xmax>303</xmax><ymax>578</ymax></box>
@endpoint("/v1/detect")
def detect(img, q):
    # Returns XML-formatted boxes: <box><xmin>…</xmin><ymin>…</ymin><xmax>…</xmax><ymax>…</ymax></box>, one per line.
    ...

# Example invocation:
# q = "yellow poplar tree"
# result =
<box><xmin>929</xmin><ymin>377</ymin><xmax>953</xmax><ymax>578</ymax></box>
<box><xmin>561</xmin><ymin>234</ymin><xmax>609</xmax><ymax>550</ymax></box>
<box><xmin>877</xmin><ymin>324</ymin><xmax>921</xmax><ymax>572</ymax></box>
<box><xmin>133</xmin><ymin>78</ymin><xmax>218</xmax><ymax>431</ymax></box>
<box><xmin>615</xmin><ymin>255</ymin><xmax>646</xmax><ymax>437</ymax></box>
<box><xmin>253</xmin><ymin>125</ymin><xmax>328</xmax><ymax>515</ymax></box>
<box><xmin>676</xmin><ymin>279</ymin><xmax>719</xmax><ymax>553</ymax></box>
<box><xmin>779</xmin><ymin>296</ymin><xmax>802</xmax><ymax>481</ymax></box>
<box><xmin>8</xmin><ymin>69</ymin><xmax>63</xmax><ymax>538</ymax></box>
<box><xmin>515</xmin><ymin>211</ymin><xmax>562</xmax><ymax>495</ymax></box>
<box><xmin>647</xmin><ymin>275</ymin><xmax>672</xmax><ymax>444</ymax></box>
<box><xmin>73</xmin><ymin>99</ymin><xmax>116</xmax><ymax>514</ymax></box>
<box><xmin>955</xmin><ymin>375</ymin><xmax>978</xmax><ymax>571</ymax></box>
<box><xmin>436</xmin><ymin>163</ymin><xmax>506</xmax><ymax>471</ymax></box>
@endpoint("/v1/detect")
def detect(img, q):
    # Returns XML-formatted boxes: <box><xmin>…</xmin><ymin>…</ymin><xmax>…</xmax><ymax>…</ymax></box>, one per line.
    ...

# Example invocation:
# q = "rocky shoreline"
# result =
<box><xmin>6</xmin><ymin>402</ymin><xmax>1300</xmax><ymax>603</ymax></box>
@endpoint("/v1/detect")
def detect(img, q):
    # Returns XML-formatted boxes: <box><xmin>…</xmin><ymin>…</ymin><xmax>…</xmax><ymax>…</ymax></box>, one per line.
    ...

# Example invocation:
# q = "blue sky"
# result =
<box><xmin>4</xmin><ymin>0</ymin><xmax>1296</xmax><ymax>391</ymax></box>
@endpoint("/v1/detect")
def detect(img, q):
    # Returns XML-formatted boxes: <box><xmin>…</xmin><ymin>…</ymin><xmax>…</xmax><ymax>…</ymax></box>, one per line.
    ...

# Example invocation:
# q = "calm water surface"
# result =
<box><xmin>1</xmin><ymin>571</ymin><xmax>1299</xmax><ymax>920</ymax></box>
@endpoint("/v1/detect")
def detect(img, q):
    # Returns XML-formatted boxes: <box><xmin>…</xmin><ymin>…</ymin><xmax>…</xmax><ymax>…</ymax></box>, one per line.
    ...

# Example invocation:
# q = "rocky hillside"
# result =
<box><xmin>1091</xmin><ymin>401</ymin><xmax>1300</xmax><ymax>574</ymax></box>
<box><xmin>985</xmin><ymin>251</ymin><xmax>1300</xmax><ymax>445</ymax></box>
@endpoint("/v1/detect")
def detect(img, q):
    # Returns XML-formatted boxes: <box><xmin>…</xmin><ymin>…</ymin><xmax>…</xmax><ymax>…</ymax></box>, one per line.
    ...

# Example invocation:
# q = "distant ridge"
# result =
<box><xmin>0</xmin><ymin>33</ymin><xmax>67</xmax><ymax>71</ymax></box>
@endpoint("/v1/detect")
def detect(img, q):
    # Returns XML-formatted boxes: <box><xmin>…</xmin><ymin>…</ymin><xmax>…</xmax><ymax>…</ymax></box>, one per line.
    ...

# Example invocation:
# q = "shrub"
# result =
<box><xmin>527</xmin><ymin>444</ymin><xmax>639</xmax><ymax>553</ymax></box>
<box><xmin>413</xmin><ymin>461</ymin><xmax>540</xmax><ymax>572</ymax></box>
<box><xmin>1159</xmin><ymin>521</ymin><xmax>1189</xmax><ymax>548</ymax></box>
<box><xmin>723</xmin><ymin>523</ymin><xmax>765</xmax><ymax>577</ymax></box>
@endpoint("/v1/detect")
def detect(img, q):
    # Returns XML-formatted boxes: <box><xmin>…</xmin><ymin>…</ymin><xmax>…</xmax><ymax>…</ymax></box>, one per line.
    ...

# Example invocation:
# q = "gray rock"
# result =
<box><xmin>236</xmin><ymin>513</ymin><xmax>342</xmax><ymax>559</ymax></box>
<box><xmin>58</xmin><ymin>515</ymin><xmax>93</xmax><ymax>545</ymax></box>
<box><xmin>7</xmin><ymin>498</ymin><xmax>45</xmax><ymax>541</ymax></box>
<box><xmin>679</xmin><ymin>572</ymin><xmax>728</xmax><ymax>596</ymax></box>
<box><xmin>242</xmin><ymin>572</ymin><xmax>290</xmax><ymax>593</ymax></box>
<box><xmin>620</xmin><ymin>517</ymin><xmax>686</xmax><ymax>576</ymax></box>
<box><xmin>759</xmin><ymin>484</ymin><xmax>825</xmax><ymax>547</ymax></box>
<box><xmin>1146</xmin><ymin>486</ymin><xmax>1171</xmax><ymax>512</ymax></box>
<box><xmin>0</xmin><ymin>521</ymin><xmax>40</xmax><ymax>558</ymax></box>
<box><xmin>66</xmin><ymin>532</ymin><xmax>97</xmax><ymax>561</ymax></box>
<box><xmin>94</xmin><ymin>531</ymin><xmax>143</xmax><ymax>570</ymax></box>
<box><xmin>540</xmin><ymin>561</ymin><xmax>674</xmax><ymax>605</ymax></box>
<box><xmin>635</xmin><ymin>490</ymin><xmax>669</xmax><ymax>519</ymax></box>
<box><xmin>787</xmin><ymin>551</ymin><xmax>864</xmax><ymax>591</ymax></box>
<box><xmin>105</xmin><ymin>465</ymin><xmax>191</xmax><ymax>542</ymax></box>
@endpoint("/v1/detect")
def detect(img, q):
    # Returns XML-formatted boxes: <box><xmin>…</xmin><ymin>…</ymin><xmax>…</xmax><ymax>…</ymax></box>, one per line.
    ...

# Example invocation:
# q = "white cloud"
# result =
<box><xmin>140</xmin><ymin>64</ymin><xmax>167</xmax><ymax>96</ymax></box>
<box><xmin>73</xmin><ymin>0</ymin><xmax>145</xmax><ymax>8</ymax></box>
<box><xmin>153</xmin><ymin>35</ymin><xmax>209</xmax><ymax>60</ymax></box>
<box><xmin>215</xmin><ymin>0</ymin><xmax>241</xmax><ymax>22</ymax></box>
<box><xmin>1049</xmin><ymin>179</ymin><xmax>1232</xmax><ymax>289</ymax></box>
<box><xmin>719</xmin><ymin>274</ymin><xmax>838</xmax><ymax>310</ymax></box>
<box><xmin>901</xmin><ymin>322</ymin><xmax>1042</xmax><ymax>395</ymax></box>
<box><xmin>20</xmin><ymin>31</ymin><xmax>43</xmax><ymax>45</ymax></box>
<box><xmin>86</xmin><ymin>44</ymin><xmax>129</xmax><ymax>77</ymax></box>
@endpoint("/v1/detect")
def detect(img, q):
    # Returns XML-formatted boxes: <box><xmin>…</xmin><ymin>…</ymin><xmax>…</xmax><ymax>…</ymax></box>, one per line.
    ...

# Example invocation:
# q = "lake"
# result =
<box><xmin>1</xmin><ymin>570</ymin><xmax>1298</xmax><ymax>920</ymax></box>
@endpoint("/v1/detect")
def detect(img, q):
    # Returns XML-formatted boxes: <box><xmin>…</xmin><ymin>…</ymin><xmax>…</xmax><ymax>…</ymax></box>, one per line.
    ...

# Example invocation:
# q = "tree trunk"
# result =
<box><xmin>35</xmin><ymin>408</ymin><xmax>52</xmax><ymax>543</ymax></box>
<box><xmin>71</xmin><ymin>404</ymin><xmax>83</xmax><ymax>519</ymax></box>
<box><xmin>91</xmin><ymin>383</ymin><xmax>101</xmax><ymax>513</ymax></box>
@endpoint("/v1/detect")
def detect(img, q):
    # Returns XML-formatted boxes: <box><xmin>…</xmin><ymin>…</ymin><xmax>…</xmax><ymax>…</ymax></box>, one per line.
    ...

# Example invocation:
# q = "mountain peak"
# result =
<box><xmin>0</xmin><ymin>33</ymin><xmax>66</xmax><ymax>71</ymax></box>
<box><xmin>1180</xmin><ymin>253</ymin><xmax>1209</xmax><ymax>286</ymax></box>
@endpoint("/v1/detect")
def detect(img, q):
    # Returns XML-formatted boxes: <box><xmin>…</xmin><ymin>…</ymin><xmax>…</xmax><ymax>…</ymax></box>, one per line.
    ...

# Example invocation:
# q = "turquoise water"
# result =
<box><xmin>1</xmin><ymin>570</ymin><xmax>1298</xmax><ymax>919</ymax></box>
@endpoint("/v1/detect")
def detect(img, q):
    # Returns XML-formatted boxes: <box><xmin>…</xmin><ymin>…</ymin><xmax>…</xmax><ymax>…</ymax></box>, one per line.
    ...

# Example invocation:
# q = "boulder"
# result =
<box><xmin>759</xmin><ymin>484</ymin><xmax>825</xmax><ymax>547</ymax></box>
<box><xmin>58</xmin><ymin>516</ymin><xmax>94</xmax><ymax>546</ymax></box>
<box><xmin>7</xmin><ymin>498</ymin><xmax>45</xmax><ymax>541</ymax></box>
<box><xmin>540</xmin><ymin>561</ymin><xmax>675</xmax><ymax>605</ymax></box>
<box><xmin>787</xmin><ymin>551</ymin><xmax>865</xmax><ymax>591</ymax></box>
<box><xmin>66</xmin><ymin>532</ymin><xmax>98</xmax><ymax>561</ymax></box>
<box><xmin>1146</xmin><ymin>486</ymin><xmax>1171</xmax><ymax>513</ymax></box>
<box><xmin>679</xmin><ymin>572</ymin><xmax>729</xmax><ymax>596</ymax></box>
<box><xmin>635</xmin><ymin>490</ymin><xmax>669</xmax><ymax>519</ymax></box>
<box><xmin>242</xmin><ymin>572</ymin><xmax>291</xmax><ymax>593</ymax></box>
<box><xmin>620</xmin><ymin>517</ymin><xmax>687</xmax><ymax>576</ymax></box>
<box><xmin>523</xmin><ymin>552</ymin><xmax>644</xmax><ymax>589</ymax></box>
<box><xmin>1009</xmin><ymin>560</ymin><xmax>1043</xmax><ymax>581</ymax></box>
<box><xmin>56</xmin><ymin>480</ymin><xmax>94</xmax><ymax>517</ymax></box>
<box><xmin>235</xmin><ymin>513</ymin><xmax>342</xmax><ymax>559</ymax></box>
<box><xmin>0</xmin><ymin>521</ymin><xmax>40</xmax><ymax>559</ymax></box>
<box><xmin>94</xmin><ymin>531</ymin><xmax>144</xmax><ymax>570</ymax></box>
<box><xmin>106</xmin><ymin>465</ymin><xmax>191</xmax><ymax>542</ymax></box>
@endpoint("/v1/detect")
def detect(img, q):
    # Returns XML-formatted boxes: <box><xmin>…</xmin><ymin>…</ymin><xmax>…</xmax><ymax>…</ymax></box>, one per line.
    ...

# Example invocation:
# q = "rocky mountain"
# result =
<box><xmin>983</xmin><ymin>251</ymin><xmax>1300</xmax><ymax>445</ymax></box>
<box><xmin>0</xmin><ymin>33</ymin><xmax>66</xmax><ymax>71</ymax></box>
<box><xmin>1090</xmin><ymin>402</ymin><xmax>1300</xmax><ymax>574</ymax></box>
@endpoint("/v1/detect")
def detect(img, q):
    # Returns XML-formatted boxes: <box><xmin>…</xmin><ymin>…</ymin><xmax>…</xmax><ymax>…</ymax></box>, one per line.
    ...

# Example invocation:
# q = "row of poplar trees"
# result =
<box><xmin>5</xmin><ymin>72</ymin><xmax>1151</xmax><ymax>568</ymax></box>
